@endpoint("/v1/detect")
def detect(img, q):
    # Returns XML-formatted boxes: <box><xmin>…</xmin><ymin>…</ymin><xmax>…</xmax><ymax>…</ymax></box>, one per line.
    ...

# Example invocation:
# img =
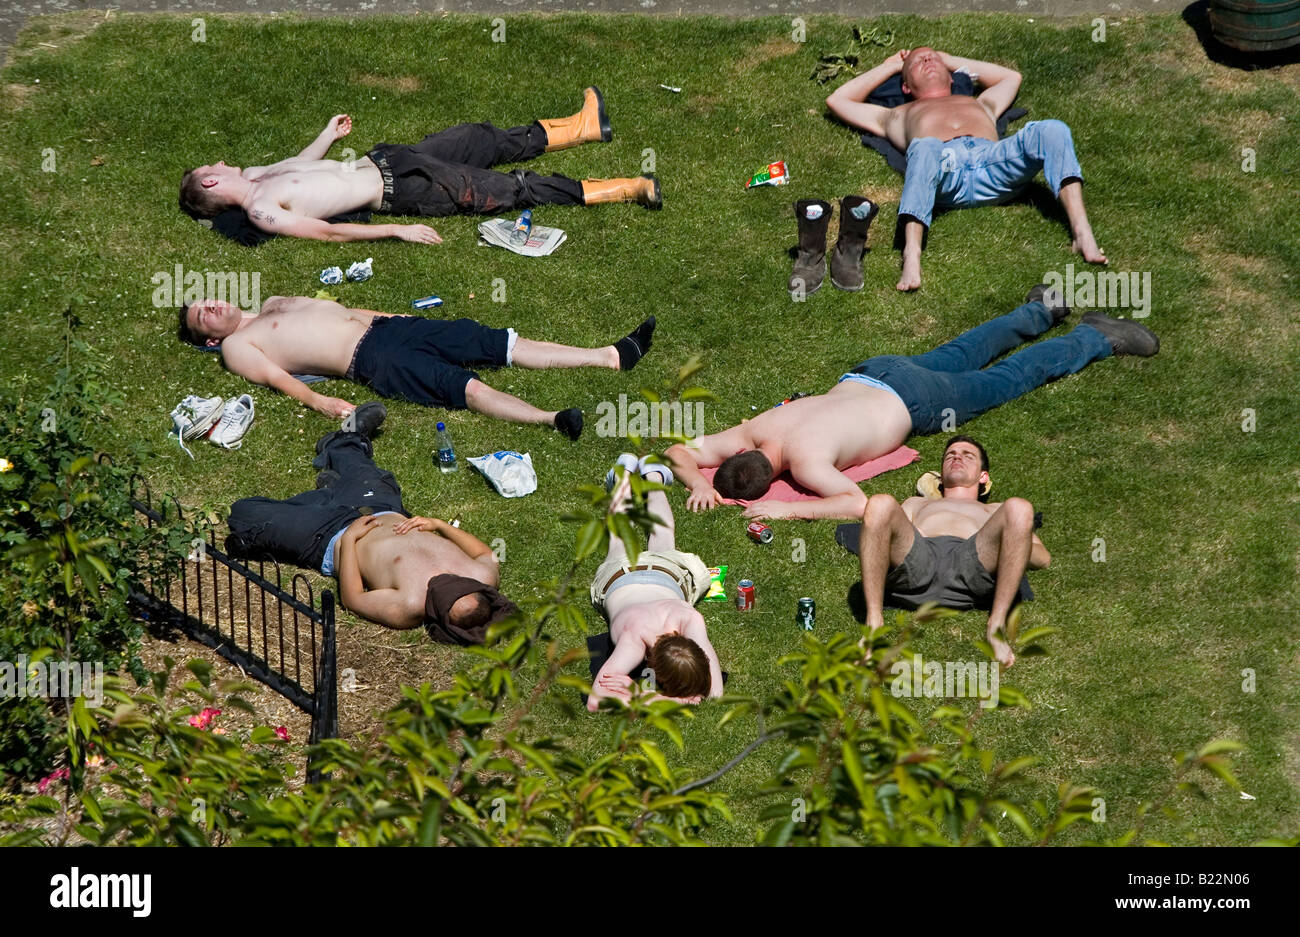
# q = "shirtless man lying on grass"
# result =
<box><xmin>826</xmin><ymin>48</ymin><xmax>1106</xmax><ymax>291</ymax></box>
<box><xmin>178</xmin><ymin>294</ymin><xmax>655</xmax><ymax>439</ymax></box>
<box><xmin>586</xmin><ymin>454</ymin><xmax>724</xmax><ymax>711</ymax></box>
<box><xmin>665</xmin><ymin>285</ymin><xmax>1158</xmax><ymax>520</ymax></box>
<box><xmin>178</xmin><ymin>87</ymin><xmax>659</xmax><ymax>243</ymax></box>
<box><xmin>858</xmin><ymin>436</ymin><xmax>1049</xmax><ymax>668</ymax></box>
<box><xmin>226</xmin><ymin>406</ymin><xmax>516</xmax><ymax>640</ymax></box>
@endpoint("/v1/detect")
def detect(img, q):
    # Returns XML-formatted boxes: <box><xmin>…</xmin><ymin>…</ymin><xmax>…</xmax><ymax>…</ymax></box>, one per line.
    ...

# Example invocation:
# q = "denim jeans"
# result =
<box><xmin>898</xmin><ymin>120</ymin><xmax>1083</xmax><ymax>227</ymax></box>
<box><xmin>852</xmin><ymin>301</ymin><xmax>1113</xmax><ymax>435</ymax></box>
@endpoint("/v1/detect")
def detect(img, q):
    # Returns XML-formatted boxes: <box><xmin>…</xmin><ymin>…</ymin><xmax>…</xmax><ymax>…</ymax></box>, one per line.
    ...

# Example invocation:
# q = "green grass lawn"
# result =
<box><xmin>1</xmin><ymin>10</ymin><xmax>1297</xmax><ymax>844</ymax></box>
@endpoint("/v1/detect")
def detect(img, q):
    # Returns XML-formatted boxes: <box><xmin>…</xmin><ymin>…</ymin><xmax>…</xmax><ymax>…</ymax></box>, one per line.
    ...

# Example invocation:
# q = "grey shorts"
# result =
<box><xmin>885</xmin><ymin>534</ymin><xmax>996</xmax><ymax>611</ymax></box>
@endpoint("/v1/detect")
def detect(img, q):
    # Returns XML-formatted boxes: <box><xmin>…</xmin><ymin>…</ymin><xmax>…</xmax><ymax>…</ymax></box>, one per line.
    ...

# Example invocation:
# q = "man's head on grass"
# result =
<box><xmin>713</xmin><ymin>450</ymin><xmax>775</xmax><ymax>501</ymax></box>
<box><xmin>941</xmin><ymin>435</ymin><xmax>990</xmax><ymax>500</ymax></box>
<box><xmin>424</xmin><ymin>574</ymin><xmax>518</xmax><ymax>639</ymax></box>
<box><xmin>447</xmin><ymin>591</ymin><xmax>493</xmax><ymax>633</ymax></box>
<box><xmin>649</xmin><ymin>633</ymin><xmax>710</xmax><ymax>700</ymax></box>
<box><xmin>901</xmin><ymin>47</ymin><xmax>953</xmax><ymax>100</ymax></box>
<box><xmin>178</xmin><ymin>299</ymin><xmax>243</xmax><ymax>349</ymax></box>
<box><xmin>179</xmin><ymin>162</ymin><xmax>242</xmax><ymax>219</ymax></box>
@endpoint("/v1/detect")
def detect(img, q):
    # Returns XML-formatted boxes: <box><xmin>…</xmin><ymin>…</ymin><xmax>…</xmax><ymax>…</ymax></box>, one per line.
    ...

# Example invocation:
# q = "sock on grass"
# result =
<box><xmin>555</xmin><ymin>408</ymin><xmax>584</xmax><ymax>440</ymax></box>
<box><xmin>614</xmin><ymin>316</ymin><xmax>656</xmax><ymax>370</ymax></box>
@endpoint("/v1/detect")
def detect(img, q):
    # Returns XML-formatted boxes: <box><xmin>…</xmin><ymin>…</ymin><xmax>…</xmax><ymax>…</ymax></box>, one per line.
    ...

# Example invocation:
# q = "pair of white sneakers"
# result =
<box><xmin>170</xmin><ymin>394</ymin><xmax>255</xmax><ymax>457</ymax></box>
<box><xmin>604</xmin><ymin>452</ymin><xmax>675</xmax><ymax>489</ymax></box>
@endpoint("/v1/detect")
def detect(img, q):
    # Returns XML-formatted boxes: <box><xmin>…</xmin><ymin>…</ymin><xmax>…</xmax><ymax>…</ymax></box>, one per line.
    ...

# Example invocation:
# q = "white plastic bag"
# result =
<box><xmin>469</xmin><ymin>451</ymin><xmax>537</xmax><ymax>498</ymax></box>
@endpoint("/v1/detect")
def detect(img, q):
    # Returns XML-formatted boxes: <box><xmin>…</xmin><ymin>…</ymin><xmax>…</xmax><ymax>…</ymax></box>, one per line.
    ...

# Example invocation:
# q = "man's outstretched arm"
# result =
<box><xmin>219</xmin><ymin>338</ymin><xmax>356</xmax><ymax>419</ymax></box>
<box><xmin>244</xmin><ymin>201</ymin><xmax>443</xmax><ymax>244</ymax></box>
<box><xmin>825</xmin><ymin>49</ymin><xmax>909</xmax><ymax>135</ymax></box>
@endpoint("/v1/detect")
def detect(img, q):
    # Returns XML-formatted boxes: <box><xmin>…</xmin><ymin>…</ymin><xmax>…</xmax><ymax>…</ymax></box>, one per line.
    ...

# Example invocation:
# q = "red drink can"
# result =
<box><xmin>747</xmin><ymin>521</ymin><xmax>773</xmax><ymax>544</ymax></box>
<box><xmin>736</xmin><ymin>579</ymin><xmax>756</xmax><ymax>611</ymax></box>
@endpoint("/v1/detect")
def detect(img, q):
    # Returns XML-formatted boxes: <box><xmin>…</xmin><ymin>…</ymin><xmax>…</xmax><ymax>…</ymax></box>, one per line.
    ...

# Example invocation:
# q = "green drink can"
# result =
<box><xmin>796</xmin><ymin>597</ymin><xmax>815</xmax><ymax>631</ymax></box>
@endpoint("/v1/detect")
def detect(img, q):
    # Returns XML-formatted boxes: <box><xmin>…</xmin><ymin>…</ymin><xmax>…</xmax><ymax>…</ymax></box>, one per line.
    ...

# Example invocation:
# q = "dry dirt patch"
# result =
<box><xmin>354</xmin><ymin>73</ymin><xmax>423</xmax><ymax>93</ymax></box>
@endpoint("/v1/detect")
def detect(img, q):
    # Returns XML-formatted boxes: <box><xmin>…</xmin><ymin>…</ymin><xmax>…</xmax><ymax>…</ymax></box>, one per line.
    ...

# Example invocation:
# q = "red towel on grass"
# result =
<box><xmin>700</xmin><ymin>445</ymin><xmax>920</xmax><ymax>506</ymax></box>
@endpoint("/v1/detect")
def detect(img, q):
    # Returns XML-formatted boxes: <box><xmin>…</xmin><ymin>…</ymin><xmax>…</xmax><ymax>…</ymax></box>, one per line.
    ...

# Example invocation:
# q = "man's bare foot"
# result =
<box><xmin>1071</xmin><ymin>229</ymin><xmax>1107</xmax><ymax>265</ymax></box>
<box><xmin>897</xmin><ymin>253</ymin><xmax>922</xmax><ymax>291</ymax></box>
<box><xmin>988</xmin><ymin>627</ymin><xmax>1016</xmax><ymax>668</ymax></box>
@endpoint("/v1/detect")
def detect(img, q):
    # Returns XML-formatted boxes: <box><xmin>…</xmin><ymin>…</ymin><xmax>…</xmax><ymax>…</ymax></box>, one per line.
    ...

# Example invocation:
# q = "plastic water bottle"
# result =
<box><xmin>509</xmin><ymin>209</ymin><xmax>532</xmax><ymax>246</ymax></box>
<box><xmin>435</xmin><ymin>422</ymin><xmax>457</xmax><ymax>473</ymax></box>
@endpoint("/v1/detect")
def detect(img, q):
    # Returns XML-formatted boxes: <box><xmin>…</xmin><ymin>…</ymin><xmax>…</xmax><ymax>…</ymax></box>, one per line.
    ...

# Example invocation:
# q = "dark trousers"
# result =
<box><xmin>369</xmin><ymin>121</ymin><xmax>585</xmax><ymax>217</ymax></box>
<box><xmin>853</xmin><ymin>301</ymin><xmax>1114</xmax><ymax>435</ymax></box>
<box><xmin>225</xmin><ymin>432</ymin><xmax>406</xmax><ymax>570</ymax></box>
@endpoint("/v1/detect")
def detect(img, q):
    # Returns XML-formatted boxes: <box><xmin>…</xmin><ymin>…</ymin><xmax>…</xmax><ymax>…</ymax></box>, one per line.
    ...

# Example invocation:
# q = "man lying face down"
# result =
<box><xmin>586</xmin><ymin>455</ymin><xmax>724</xmax><ymax>711</ymax></box>
<box><xmin>224</xmin><ymin>404</ymin><xmax>515</xmax><ymax>640</ymax></box>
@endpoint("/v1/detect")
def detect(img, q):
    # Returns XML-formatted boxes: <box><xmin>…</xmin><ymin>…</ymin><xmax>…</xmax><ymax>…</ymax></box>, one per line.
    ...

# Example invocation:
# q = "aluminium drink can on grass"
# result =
<box><xmin>796</xmin><ymin>597</ymin><xmax>815</xmax><ymax>631</ymax></box>
<box><xmin>747</xmin><ymin>521</ymin><xmax>773</xmax><ymax>544</ymax></box>
<box><xmin>736</xmin><ymin>580</ymin><xmax>756</xmax><ymax>611</ymax></box>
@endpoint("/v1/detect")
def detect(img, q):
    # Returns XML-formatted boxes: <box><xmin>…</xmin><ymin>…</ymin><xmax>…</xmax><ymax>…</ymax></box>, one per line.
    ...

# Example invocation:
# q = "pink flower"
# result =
<box><xmin>188</xmin><ymin>707</ymin><xmax>222</xmax><ymax>730</ymax></box>
<box><xmin>86</xmin><ymin>754</ymin><xmax>104</xmax><ymax>768</ymax></box>
<box><xmin>36</xmin><ymin>766</ymin><xmax>70</xmax><ymax>794</ymax></box>
<box><xmin>212</xmin><ymin>727</ymin><xmax>226</xmax><ymax>736</ymax></box>
<box><xmin>274</xmin><ymin>726</ymin><xmax>290</xmax><ymax>741</ymax></box>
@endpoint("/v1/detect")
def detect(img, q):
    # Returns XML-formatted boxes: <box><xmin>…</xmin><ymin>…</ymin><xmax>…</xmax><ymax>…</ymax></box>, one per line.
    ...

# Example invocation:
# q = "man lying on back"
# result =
<box><xmin>179</xmin><ymin>294</ymin><xmax>655</xmax><ymax>439</ymax></box>
<box><xmin>226</xmin><ymin>405</ymin><xmax>515</xmax><ymax>640</ymax></box>
<box><xmin>178</xmin><ymin>87</ymin><xmax>659</xmax><ymax>243</ymax></box>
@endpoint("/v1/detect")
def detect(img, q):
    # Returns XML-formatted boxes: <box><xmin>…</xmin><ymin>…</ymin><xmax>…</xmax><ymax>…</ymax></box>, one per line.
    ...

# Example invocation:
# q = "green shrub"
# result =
<box><xmin>0</xmin><ymin>315</ymin><xmax>177</xmax><ymax>783</ymax></box>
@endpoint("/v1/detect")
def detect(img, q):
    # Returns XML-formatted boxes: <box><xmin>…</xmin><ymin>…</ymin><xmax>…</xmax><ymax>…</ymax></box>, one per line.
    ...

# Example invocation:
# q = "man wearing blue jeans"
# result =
<box><xmin>826</xmin><ymin>48</ymin><xmax>1107</xmax><ymax>291</ymax></box>
<box><xmin>665</xmin><ymin>285</ymin><xmax>1158</xmax><ymax>521</ymax></box>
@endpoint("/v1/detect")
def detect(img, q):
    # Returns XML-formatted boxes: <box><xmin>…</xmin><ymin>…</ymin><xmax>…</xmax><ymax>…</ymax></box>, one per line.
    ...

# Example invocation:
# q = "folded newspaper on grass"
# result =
<box><xmin>469</xmin><ymin>450</ymin><xmax>538</xmax><ymax>498</ymax></box>
<box><xmin>477</xmin><ymin>218</ymin><xmax>567</xmax><ymax>256</ymax></box>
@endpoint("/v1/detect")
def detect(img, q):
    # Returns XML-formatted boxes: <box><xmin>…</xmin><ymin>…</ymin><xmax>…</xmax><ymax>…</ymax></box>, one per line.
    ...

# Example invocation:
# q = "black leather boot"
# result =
<box><xmin>789</xmin><ymin>199</ymin><xmax>832</xmax><ymax>297</ymax></box>
<box><xmin>830</xmin><ymin>196</ymin><xmax>878</xmax><ymax>292</ymax></box>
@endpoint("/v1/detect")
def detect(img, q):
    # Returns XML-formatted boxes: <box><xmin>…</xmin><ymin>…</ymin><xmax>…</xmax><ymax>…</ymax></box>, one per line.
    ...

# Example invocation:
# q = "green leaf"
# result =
<box><xmin>679</xmin><ymin>386</ymin><xmax>717</xmax><ymax>402</ymax></box>
<box><xmin>80</xmin><ymin>790</ymin><xmax>105</xmax><ymax>826</ymax></box>
<box><xmin>639</xmin><ymin>741</ymin><xmax>672</xmax><ymax>783</ymax></box>
<box><xmin>574</xmin><ymin>519</ymin><xmax>605</xmax><ymax>562</ymax></box>
<box><xmin>841</xmin><ymin>739</ymin><xmax>867</xmax><ymax>801</ymax></box>
<box><xmin>995</xmin><ymin>756</ymin><xmax>1039</xmax><ymax>781</ymax></box>
<box><xmin>1196</xmin><ymin>739</ymin><xmax>1244</xmax><ymax>758</ymax></box>
<box><xmin>185</xmin><ymin>659</ymin><xmax>213</xmax><ymax>688</ymax></box>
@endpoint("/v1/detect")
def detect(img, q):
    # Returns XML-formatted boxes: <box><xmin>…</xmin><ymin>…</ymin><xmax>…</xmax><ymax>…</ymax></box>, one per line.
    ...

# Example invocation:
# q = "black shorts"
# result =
<box><xmin>885</xmin><ymin>534</ymin><xmax>996</xmax><ymax>611</ymax></box>
<box><xmin>347</xmin><ymin>315</ymin><xmax>511</xmax><ymax>410</ymax></box>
